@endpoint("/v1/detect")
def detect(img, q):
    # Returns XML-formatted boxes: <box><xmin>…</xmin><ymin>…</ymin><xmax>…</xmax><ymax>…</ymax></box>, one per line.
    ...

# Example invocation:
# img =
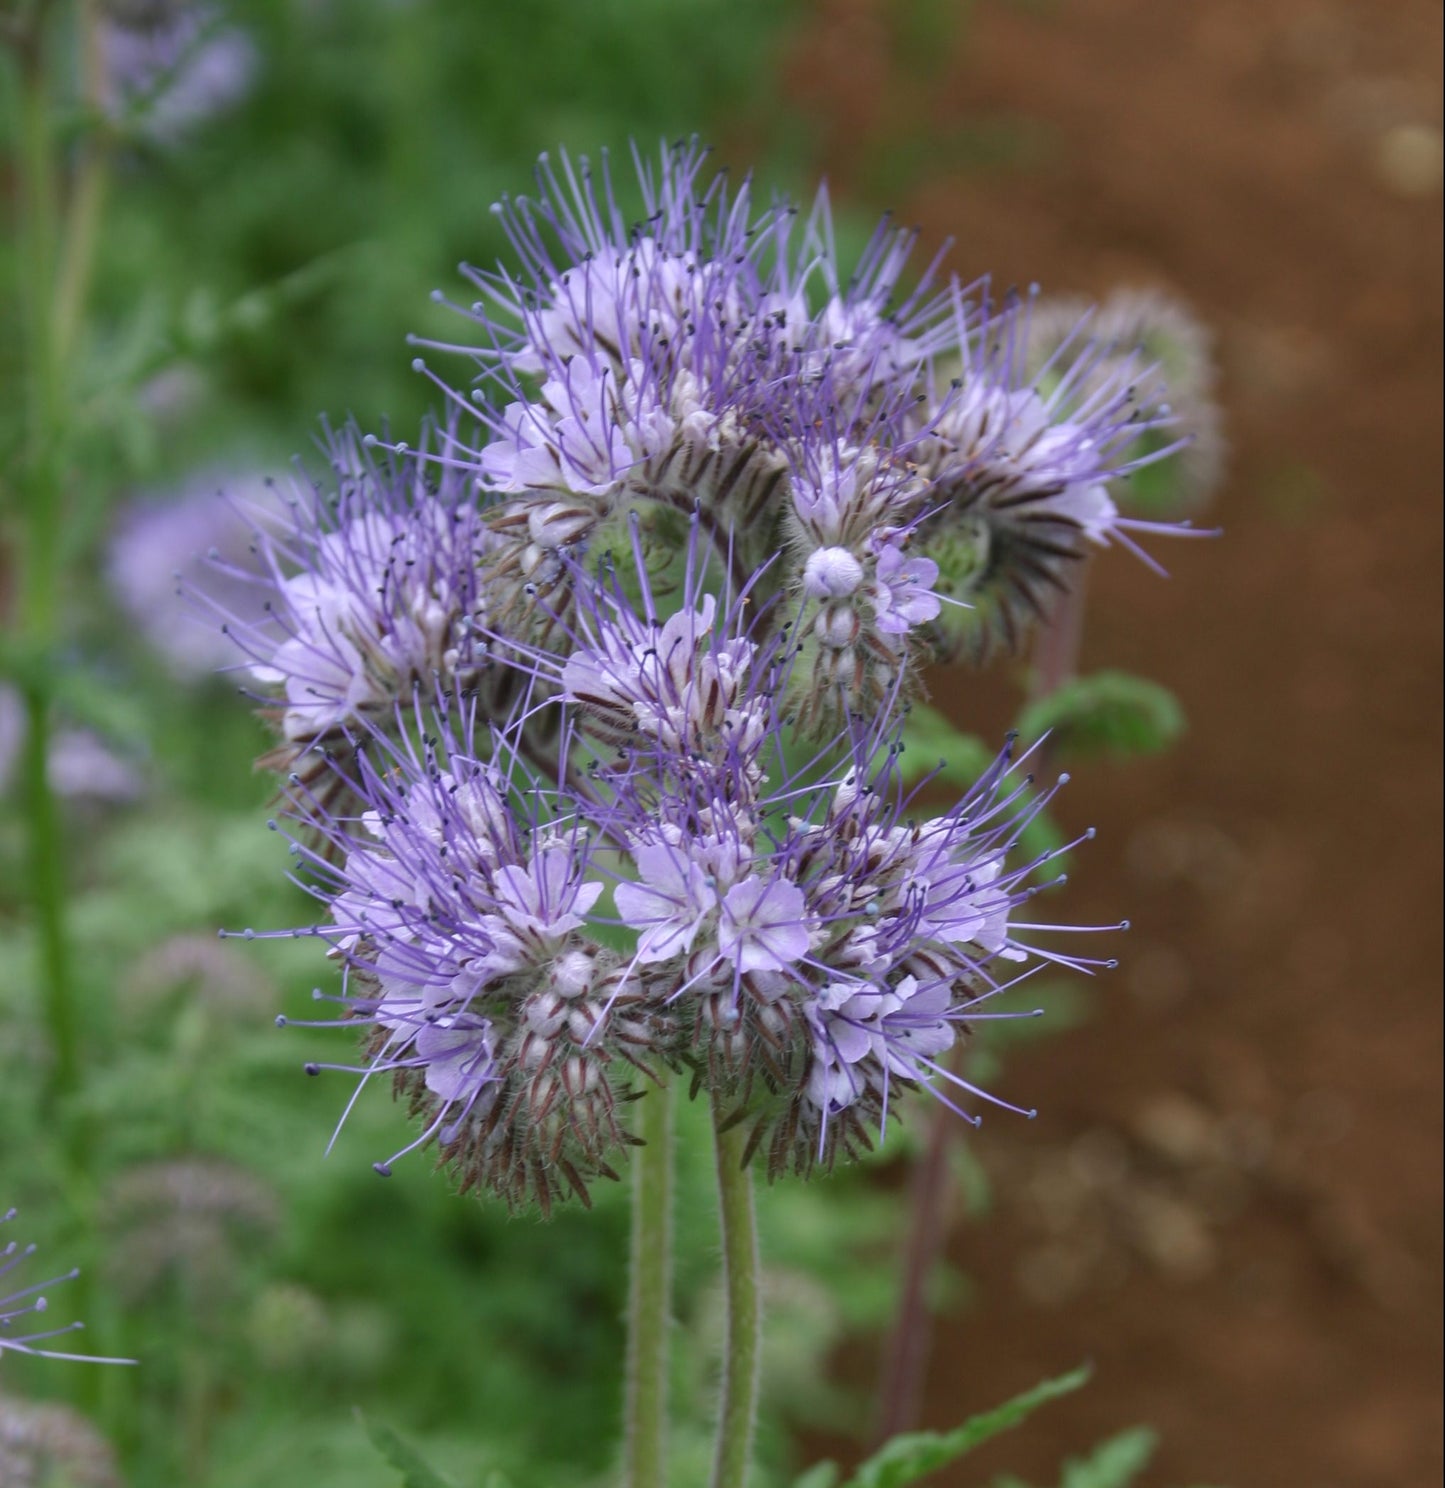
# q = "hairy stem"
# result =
<box><xmin>1029</xmin><ymin>561</ymin><xmax>1090</xmax><ymax>705</ymax></box>
<box><xmin>20</xmin><ymin>684</ymin><xmax>79</xmax><ymax>1102</ymax></box>
<box><xmin>709</xmin><ymin>1102</ymin><xmax>761</xmax><ymax>1488</ymax></box>
<box><xmin>624</xmin><ymin>1081</ymin><xmax>675</xmax><ymax>1488</ymax></box>
<box><xmin>14</xmin><ymin>18</ymin><xmax>79</xmax><ymax>1114</ymax></box>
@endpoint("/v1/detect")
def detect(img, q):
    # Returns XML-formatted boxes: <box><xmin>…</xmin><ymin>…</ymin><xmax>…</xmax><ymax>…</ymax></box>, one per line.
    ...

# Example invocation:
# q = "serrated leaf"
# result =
<box><xmin>794</xmin><ymin>1464</ymin><xmax>842</xmax><ymax>1488</ymax></box>
<box><xmin>1060</xmin><ymin>1427</ymin><xmax>1158</xmax><ymax>1488</ymax></box>
<box><xmin>838</xmin><ymin>1365</ymin><xmax>1091</xmax><ymax>1488</ymax></box>
<box><xmin>1016</xmin><ymin>671</ymin><xmax>1185</xmax><ymax>762</ymax></box>
<box><xmin>357</xmin><ymin>1412</ymin><xmax>458</xmax><ymax>1488</ymax></box>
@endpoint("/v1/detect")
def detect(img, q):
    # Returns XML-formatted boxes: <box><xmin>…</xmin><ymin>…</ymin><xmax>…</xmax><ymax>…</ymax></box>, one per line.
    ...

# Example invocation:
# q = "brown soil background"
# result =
<box><xmin>781</xmin><ymin>2</ymin><xmax>1443</xmax><ymax>1485</ymax></box>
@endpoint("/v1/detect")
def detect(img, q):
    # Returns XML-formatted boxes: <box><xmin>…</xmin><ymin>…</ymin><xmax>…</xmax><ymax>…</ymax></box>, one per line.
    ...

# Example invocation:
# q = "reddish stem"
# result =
<box><xmin>872</xmin><ymin>560</ymin><xmax>1091</xmax><ymax>1442</ymax></box>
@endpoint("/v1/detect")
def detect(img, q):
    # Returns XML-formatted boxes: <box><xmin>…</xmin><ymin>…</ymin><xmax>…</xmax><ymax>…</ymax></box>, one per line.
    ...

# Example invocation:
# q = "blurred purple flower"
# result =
<box><xmin>0</xmin><ymin>690</ymin><xmax>144</xmax><ymax>804</ymax></box>
<box><xmin>107</xmin><ymin>470</ymin><xmax>283</xmax><ymax>682</ymax></box>
<box><xmin>102</xmin><ymin>4</ymin><xmax>258</xmax><ymax>145</ymax></box>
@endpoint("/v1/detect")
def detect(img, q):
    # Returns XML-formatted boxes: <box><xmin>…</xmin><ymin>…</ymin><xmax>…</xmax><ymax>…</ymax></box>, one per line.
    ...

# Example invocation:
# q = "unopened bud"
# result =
<box><xmin>802</xmin><ymin>546</ymin><xmax>865</xmax><ymax>601</ymax></box>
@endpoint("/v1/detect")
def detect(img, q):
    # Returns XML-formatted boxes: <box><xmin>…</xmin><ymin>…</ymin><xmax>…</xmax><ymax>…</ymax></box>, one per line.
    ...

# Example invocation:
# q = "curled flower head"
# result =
<box><xmin>412</xmin><ymin>142</ymin><xmax>964</xmax><ymax>633</ymax></box>
<box><xmin>266</xmin><ymin>698</ymin><xmax>666</xmax><ymax>1213</ymax></box>
<box><xmin>1025</xmin><ymin>286</ymin><xmax>1226</xmax><ymax>516</ymax></box>
<box><xmin>784</xmin><ymin>437</ymin><xmax>938</xmax><ymax>729</ymax></box>
<box><xmin>517</xmin><ymin>511</ymin><xmax>782</xmax><ymax>777</ymax></box>
<box><xmin>594</xmin><ymin>706</ymin><xmax>1118</xmax><ymax>1177</ymax></box>
<box><xmin>210</xmin><ymin>421</ymin><xmax>491</xmax><ymax>753</ymax></box>
<box><xmin>915</xmin><ymin>291</ymin><xmax>1189</xmax><ymax>654</ymax></box>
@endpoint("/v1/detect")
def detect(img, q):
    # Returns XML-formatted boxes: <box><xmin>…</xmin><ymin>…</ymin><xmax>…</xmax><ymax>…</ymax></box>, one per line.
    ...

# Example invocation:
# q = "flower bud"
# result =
<box><xmin>802</xmin><ymin>546</ymin><xmax>865</xmax><ymax>601</ymax></box>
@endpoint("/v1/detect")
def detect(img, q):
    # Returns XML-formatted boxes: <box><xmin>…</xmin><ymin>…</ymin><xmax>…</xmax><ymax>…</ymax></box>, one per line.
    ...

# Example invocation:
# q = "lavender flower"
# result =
<box><xmin>108</xmin><ymin>469</ymin><xmax>285</xmax><ymax>681</ymax></box>
<box><xmin>266</xmin><ymin>699</ymin><xmax>665</xmax><ymax>1213</ymax></box>
<box><xmin>210</xmin><ymin>423</ymin><xmax>491</xmax><ymax>758</ymax></box>
<box><xmin>409</xmin><ymin>143</ymin><xmax>953</xmax><ymax>642</ymax></box>
<box><xmin>101</xmin><ymin>2</ymin><xmax>258</xmax><ymax>146</ymax></box>
<box><xmin>913</xmin><ymin>290</ymin><xmax>1189</xmax><ymax>654</ymax></box>
<box><xmin>229</xmin><ymin>144</ymin><xmax>1187</xmax><ymax>1213</ymax></box>
<box><xmin>534</xmin><ymin>513</ymin><xmax>778</xmax><ymax>778</ymax></box>
<box><xmin>600</xmin><ymin>710</ymin><xmax>1112</xmax><ymax>1177</ymax></box>
<box><xmin>1025</xmin><ymin>286</ymin><xmax>1226</xmax><ymax>515</ymax></box>
<box><xmin>0</xmin><ymin>690</ymin><xmax>144</xmax><ymax>805</ymax></box>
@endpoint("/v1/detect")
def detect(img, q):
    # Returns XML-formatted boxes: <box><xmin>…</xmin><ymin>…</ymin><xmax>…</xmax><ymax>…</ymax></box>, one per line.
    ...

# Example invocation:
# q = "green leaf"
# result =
<box><xmin>1060</xmin><ymin>1427</ymin><xmax>1158</xmax><ymax>1488</ymax></box>
<box><xmin>357</xmin><ymin>1412</ymin><xmax>459</xmax><ymax>1488</ymax></box>
<box><xmin>838</xmin><ymin>1365</ymin><xmax>1091</xmax><ymax>1488</ymax></box>
<box><xmin>1016</xmin><ymin>671</ymin><xmax>1185</xmax><ymax>761</ymax></box>
<box><xmin>794</xmin><ymin>1465</ymin><xmax>843</xmax><ymax>1488</ymax></box>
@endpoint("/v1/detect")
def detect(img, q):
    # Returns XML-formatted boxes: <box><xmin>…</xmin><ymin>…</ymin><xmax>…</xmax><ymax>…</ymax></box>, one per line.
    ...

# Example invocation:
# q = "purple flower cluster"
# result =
<box><xmin>222</xmin><ymin>143</ymin><xmax>1177</xmax><ymax>1209</ymax></box>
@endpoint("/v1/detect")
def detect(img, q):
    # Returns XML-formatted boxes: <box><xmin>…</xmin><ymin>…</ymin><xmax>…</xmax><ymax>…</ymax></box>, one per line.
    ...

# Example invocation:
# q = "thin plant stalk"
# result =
<box><xmin>873</xmin><ymin>565</ymin><xmax>1091</xmax><ymax>1442</ymax></box>
<box><xmin>873</xmin><ymin>1066</ymin><xmax>962</xmax><ymax>1442</ymax></box>
<box><xmin>9</xmin><ymin>6</ymin><xmax>116</xmax><ymax>1414</ymax></box>
<box><xmin>709</xmin><ymin>1100</ymin><xmax>761</xmax><ymax>1488</ymax></box>
<box><xmin>624</xmin><ymin>1080</ymin><xmax>675</xmax><ymax>1488</ymax></box>
<box><xmin>12</xmin><ymin>11</ymin><xmax>79</xmax><ymax>1115</ymax></box>
<box><xmin>55</xmin><ymin>0</ymin><xmax>111</xmax><ymax>367</ymax></box>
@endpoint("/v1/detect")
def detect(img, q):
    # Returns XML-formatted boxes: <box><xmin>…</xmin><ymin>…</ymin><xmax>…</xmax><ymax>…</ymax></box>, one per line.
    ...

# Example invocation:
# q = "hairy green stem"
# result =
<box><xmin>709</xmin><ymin>1102</ymin><xmax>761</xmax><ymax>1488</ymax></box>
<box><xmin>20</xmin><ymin>685</ymin><xmax>80</xmax><ymax>1102</ymax></box>
<box><xmin>624</xmin><ymin>1081</ymin><xmax>675</xmax><ymax>1488</ymax></box>
<box><xmin>14</xmin><ymin>23</ymin><xmax>82</xmax><ymax>1114</ymax></box>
